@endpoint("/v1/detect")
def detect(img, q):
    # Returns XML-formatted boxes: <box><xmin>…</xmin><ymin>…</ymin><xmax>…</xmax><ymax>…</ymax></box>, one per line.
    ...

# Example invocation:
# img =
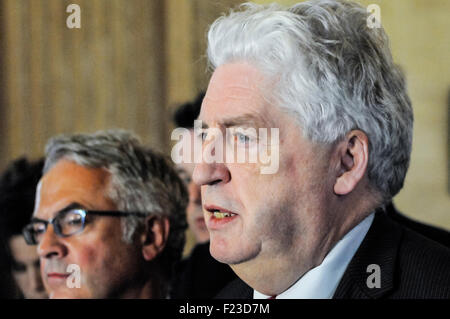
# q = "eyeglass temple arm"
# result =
<box><xmin>86</xmin><ymin>210</ymin><xmax>148</xmax><ymax>218</ymax></box>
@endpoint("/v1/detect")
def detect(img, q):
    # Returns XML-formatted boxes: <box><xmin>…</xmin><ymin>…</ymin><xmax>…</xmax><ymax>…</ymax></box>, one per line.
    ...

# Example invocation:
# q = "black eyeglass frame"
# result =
<box><xmin>22</xmin><ymin>208</ymin><xmax>147</xmax><ymax>245</ymax></box>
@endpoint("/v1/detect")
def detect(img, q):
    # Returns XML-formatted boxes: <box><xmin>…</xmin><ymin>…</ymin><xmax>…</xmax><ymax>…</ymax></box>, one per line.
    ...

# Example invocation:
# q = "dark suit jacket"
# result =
<box><xmin>171</xmin><ymin>241</ymin><xmax>237</xmax><ymax>298</ymax></box>
<box><xmin>216</xmin><ymin>211</ymin><xmax>450</xmax><ymax>299</ymax></box>
<box><xmin>385</xmin><ymin>202</ymin><xmax>450</xmax><ymax>248</ymax></box>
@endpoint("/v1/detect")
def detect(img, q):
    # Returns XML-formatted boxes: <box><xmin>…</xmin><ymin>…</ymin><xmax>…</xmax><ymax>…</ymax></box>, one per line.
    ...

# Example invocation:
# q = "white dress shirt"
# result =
<box><xmin>254</xmin><ymin>213</ymin><xmax>375</xmax><ymax>299</ymax></box>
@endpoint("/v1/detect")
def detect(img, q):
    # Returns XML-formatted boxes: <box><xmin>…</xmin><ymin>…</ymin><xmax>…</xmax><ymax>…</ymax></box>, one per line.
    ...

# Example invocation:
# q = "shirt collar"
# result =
<box><xmin>254</xmin><ymin>213</ymin><xmax>375</xmax><ymax>299</ymax></box>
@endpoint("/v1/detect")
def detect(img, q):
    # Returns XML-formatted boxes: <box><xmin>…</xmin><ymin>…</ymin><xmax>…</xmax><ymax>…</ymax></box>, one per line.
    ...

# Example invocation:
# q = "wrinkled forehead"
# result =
<box><xmin>207</xmin><ymin>62</ymin><xmax>265</xmax><ymax>94</ymax></box>
<box><xmin>200</xmin><ymin>62</ymin><xmax>270</xmax><ymax>123</ymax></box>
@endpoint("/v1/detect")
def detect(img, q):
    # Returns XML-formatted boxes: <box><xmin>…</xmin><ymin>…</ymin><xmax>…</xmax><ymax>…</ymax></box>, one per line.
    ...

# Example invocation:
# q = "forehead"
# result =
<box><xmin>36</xmin><ymin>159</ymin><xmax>113</xmax><ymax>217</ymax></box>
<box><xmin>200</xmin><ymin>62</ymin><xmax>270</xmax><ymax>124</ymax></box>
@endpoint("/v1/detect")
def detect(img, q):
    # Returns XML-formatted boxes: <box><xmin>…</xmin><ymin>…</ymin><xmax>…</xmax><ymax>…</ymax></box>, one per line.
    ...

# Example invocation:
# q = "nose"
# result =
<box><xmin>37</xmin><ymin>224</ymin><xmax>68</xmax><ymax>260</ymax></box>
<box><xmin>193</xmin><ymin>161</ymin><xmax>231</xmax><ymax>187</ymax></box>
<box><xmin>192</xmin><ymin>127</ymin><xmax>231</xmax><ymax>186</ymax></box>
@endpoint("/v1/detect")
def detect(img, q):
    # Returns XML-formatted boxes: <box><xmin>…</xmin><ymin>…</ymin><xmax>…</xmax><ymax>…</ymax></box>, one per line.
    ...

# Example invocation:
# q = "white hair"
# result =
<box><xmin>207</xmin><ymin>0</ymin><xmax>413</xmax><ymax>199</ymax></box>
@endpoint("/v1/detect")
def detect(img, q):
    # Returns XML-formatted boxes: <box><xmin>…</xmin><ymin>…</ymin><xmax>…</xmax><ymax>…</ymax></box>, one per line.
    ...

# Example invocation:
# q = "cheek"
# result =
<box><xmin>68</xmin><ymin>240</ymin><xmax>108</xmax><ymax>278</ymax></box>
<box><xmin>77</xmin><ymin>244</ymin><xmax>99</xmax><ymax>267</ymax></box>
<box><xmin>229</xmin><ymin>163</ymin><xmax>263</xmax><ymax>195</ymax></box>
<box><xmin>70</xmin><ymin>220</ymin><xmax>125</xmax><ymax>269</ymax></box>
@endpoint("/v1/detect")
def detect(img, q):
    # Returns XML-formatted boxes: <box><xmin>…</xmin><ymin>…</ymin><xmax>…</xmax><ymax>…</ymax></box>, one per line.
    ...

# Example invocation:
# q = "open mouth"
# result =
<box><xmin>211</xmin><ymin>211</ymin><xmax>236</xmax><ymax>219</ymax></box>
<box><xmin>205</xmin><ymin>205</ymin><xmax>237</xmax><ymax>220</ymax></box>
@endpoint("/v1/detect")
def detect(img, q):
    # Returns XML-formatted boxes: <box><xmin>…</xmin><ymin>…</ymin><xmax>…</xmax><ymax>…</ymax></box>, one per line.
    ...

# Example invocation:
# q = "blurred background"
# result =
<box><xmin>0</xmin><ymin>0</ymin><xmax>448</xmax><ymax>254</ymax></box>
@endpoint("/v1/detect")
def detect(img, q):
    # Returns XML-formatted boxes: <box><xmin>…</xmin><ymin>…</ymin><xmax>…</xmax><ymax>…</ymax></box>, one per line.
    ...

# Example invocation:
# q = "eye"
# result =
<box><xmin>236</xmin><ymin>133</ymin><xmax>250</xmax><ymax>143</ymax></box>
<box><xmin>59</xmin><ymin>209</ymin><xmax>84</xmax><ymax>228</ymax></box>
<box><xmin>196</xmin><ymin>129</ymin><xmax>208</xmax><ymax>142</ymax></box>
<box><xmin>233</xmin><ymin>131</ymin><xmax>256</xmax><ymax>146</ymax></box>
<box><xmin>66</xmin><ymin>213</ymin><xmax>83</xmax><ymax>225</ymax></box>
<box><xmin>32</xmin><ymin>223</ymin><xmax>46</xmax><ymax>235</ymax></box>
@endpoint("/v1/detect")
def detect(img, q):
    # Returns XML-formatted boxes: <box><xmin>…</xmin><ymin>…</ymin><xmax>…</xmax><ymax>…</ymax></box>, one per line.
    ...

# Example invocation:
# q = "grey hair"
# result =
<box><xmin>44</xmin><ymin>129</ymin><xmax>188</xmax><ymax>280</ymax></box>
<box><xmin>207</xmin><ymin>0</ymin><xmax>413</xmax><ymax>199</ymax></box>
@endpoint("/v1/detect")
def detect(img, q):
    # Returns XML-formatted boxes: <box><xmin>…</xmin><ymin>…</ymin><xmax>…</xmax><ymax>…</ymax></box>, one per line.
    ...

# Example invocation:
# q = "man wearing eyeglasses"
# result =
<box><xmin>23</xmin><ymin>130</ymin><xmax>188</xmax><ymax>299</ymax></box>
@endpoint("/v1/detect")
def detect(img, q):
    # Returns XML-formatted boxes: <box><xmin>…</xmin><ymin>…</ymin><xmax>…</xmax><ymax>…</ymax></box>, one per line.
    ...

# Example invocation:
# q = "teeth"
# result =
<box><xmin>213</xmin><ymin>211</ymin><xmax>235</xmax><ymax>219</ymax></box>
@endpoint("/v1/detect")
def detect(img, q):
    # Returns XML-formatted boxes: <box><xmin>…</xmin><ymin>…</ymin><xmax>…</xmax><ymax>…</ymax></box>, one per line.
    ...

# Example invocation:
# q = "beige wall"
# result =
<box><xmin>0</xmin><ymin>0</ymin><xmax>242</xmax><ymax>167</ymax></box>
<box><xmin>254</xmin><ymin>0</ymin><xmax>450</xmax><ymax>229</ymax></box>
<box><xmin>0</xmin><ymin>0</ymin><xmax>169</xmax><ymax>161</ymax></box>
<box><xmin>0</xmin><ymin>0</ymin><xmax>243</xmax><ymax>256</ymax></box>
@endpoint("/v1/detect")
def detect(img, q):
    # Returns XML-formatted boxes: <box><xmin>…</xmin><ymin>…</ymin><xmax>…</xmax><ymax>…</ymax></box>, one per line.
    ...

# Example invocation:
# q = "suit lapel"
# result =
<box><xmin>333</xmin><ymin>210</ymin><xmax>403</xmax><ymax>299</ymax></box>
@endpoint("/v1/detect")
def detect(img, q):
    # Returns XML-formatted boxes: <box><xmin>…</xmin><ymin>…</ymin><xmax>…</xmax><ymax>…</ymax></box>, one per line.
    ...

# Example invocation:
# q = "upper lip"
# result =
<box><xmin>204</xmin><ymin>204</ymin><xmax>237</xmax><ymax>215</ymax></box>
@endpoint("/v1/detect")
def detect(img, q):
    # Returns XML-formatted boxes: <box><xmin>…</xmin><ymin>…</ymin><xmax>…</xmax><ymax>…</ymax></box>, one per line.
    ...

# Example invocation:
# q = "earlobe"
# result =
<box><xmin>142</xmin><ymin>217</ymin><xmax>170</xmax><ymax>261</ymax></box>
<box><xmin>333</xmin><ymin>131</ymin><xmax>369</xmax><ymax>195</ymax></box>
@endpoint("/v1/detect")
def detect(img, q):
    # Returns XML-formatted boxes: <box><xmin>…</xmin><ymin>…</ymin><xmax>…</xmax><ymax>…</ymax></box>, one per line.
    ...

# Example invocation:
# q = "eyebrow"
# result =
<box><xmin>201</xmin><ymin>113</ymin><xmax>269</xmax><ymax>129</ymax></box>
<box><xmin>32</xmin><ymin>202</ymin><xmax>85</xmax><ymax>222</ymax></box>
<box><xmin>60</xmin><ymin>202</ymin><xmax>85</xmax><ymax>213</ymax></box>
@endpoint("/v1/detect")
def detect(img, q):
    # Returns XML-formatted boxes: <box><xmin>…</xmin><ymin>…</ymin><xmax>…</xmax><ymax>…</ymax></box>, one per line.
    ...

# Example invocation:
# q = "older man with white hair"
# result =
<box><xmin>193</xmin><ymin>0</ymin><xmax>450</xmax><ymax>298</ymax></box>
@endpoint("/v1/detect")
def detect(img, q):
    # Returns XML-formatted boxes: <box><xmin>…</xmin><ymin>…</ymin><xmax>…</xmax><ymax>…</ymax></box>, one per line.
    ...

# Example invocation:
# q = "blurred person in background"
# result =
<box><xmin>170</xmin><ymin>92</ymin><xmax>236</xmax><ymax>298</ymax></box>
<box><xmin>23</xmin><ymin>130</ymin><xmax>187</xmax><ymax>298</ymax></box>
<box><xmin>0</xmin><ymin>157</ymin><xmax>47</xmax><ymax>299</ymax></box>
<box><xmin>173</xmin><ymin>92</ymin><xmax>209</xmax><ymax>244</ymax></box>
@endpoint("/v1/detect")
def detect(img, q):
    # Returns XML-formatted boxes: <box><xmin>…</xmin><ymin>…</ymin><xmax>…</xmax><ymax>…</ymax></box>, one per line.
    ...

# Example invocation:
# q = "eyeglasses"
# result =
<box><xmin>22</xmin><ymin>206</ymin><xmax>147</xmax><ymax>245</ymax></box>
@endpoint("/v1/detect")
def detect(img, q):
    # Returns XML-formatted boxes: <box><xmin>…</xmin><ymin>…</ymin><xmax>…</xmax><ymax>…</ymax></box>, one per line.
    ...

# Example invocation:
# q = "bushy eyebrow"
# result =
<box><xmin>200</xmin><ymin>113</ymin><xmax>269</xmax><ymax>129</ymax></box>
<box><xmin>59</xmin><ymin>202</ymin><xmax>85</xmax><ymax>213</ymax></box>
<box><xmin>32</xmin><ymin>202</ymin><xmax>84</xmax><ymax>222</ymax></box>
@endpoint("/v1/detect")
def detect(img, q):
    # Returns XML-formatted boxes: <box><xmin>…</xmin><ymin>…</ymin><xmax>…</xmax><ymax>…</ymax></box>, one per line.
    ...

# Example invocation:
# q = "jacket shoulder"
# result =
<box><xmin>334</xmin><ymin>212</ymin><xmax>450</xmax><ymax>299</ymax></box>
<box><xmin>390</xmin><ymin>225</ymin><xmax>450</xmax><ymax>298</ymax></box>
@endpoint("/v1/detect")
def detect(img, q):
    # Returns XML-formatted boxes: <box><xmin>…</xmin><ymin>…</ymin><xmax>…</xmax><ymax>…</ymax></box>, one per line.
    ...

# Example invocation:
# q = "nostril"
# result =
<box><xmin>210</xmin><ymin>179</ymin><xmax>222</xmax><ymax>186</ymax></box>
<box><xmin>45</xmin><ymin>251</ymin><xmax>60</xmax><ymax>259</ymax></box>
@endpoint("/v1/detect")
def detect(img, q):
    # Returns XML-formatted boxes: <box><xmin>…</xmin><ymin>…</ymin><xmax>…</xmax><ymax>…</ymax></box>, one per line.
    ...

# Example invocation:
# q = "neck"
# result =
<box><xmin>231</xmin><ymin>193</ymin><xmax>378</xmax><ymax>296</ymax></box>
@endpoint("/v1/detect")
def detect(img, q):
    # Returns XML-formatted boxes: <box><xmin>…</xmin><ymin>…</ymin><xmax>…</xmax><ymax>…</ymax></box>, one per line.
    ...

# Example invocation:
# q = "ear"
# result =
<box><xmin>334</xmin><ymin>130</ymin><xmax>369</xmax><ymax>195</ymax></box>
<box><xmin>141</xmin><ymin>216</ymin><xmax>170</xmax><ymax>261</ymax></box>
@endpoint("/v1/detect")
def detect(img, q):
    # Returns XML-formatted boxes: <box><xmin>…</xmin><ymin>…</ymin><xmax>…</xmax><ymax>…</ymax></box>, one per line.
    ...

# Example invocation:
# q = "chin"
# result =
<box><xmin>210</xmin><ymin>238</ymin><xmax>258</xmax><ymax>265</ymax></box>
<box><xmin>209</xmin><ymin>237</ymin><xmax>232</xmax><ymax>263</ymax></box>
<box><xmin>49</xmin><ymin>290</ymin><xmax>81</xmax><ymax>299</ymax></box>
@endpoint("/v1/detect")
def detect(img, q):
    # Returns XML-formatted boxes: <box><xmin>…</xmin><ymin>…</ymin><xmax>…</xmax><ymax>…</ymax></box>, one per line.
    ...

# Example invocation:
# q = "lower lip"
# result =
<box><xmin>207</xmin><ymin>213</ymin><xmax>238</xmax><ymax>230</ymax></box>
<box><xmin>47</xmin><ymin>274</ymin><xmax>70</xmax><ymax>283</ymax></box>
